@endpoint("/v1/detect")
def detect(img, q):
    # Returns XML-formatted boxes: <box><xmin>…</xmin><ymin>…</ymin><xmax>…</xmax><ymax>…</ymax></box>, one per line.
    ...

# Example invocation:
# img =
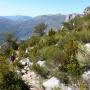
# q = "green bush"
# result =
<box><xmin>0</xmin><ymin>71</ymin><xmax>30</xmax><ymax>90</ymax></box>
<box><xmin>75</xmin><ymin>30</ymin><xmax>90</xmax><ymax>43</ymax></box>
<box><xmin>48</xmin><ymin>28</ymin><xmax>56</xmax><ymax>36</ymax></box>
<box><xmin>27</xmin><ymin>35</ymin><xmax>40</xmax><ymax>47</ymax></box>
<box><xmin>34</xmin><ymin>22</ymin><xmax>47</xmax><ymax>36</ymax></box>
<box><xmin>29</xmin><ymin>46</ymin><xmax>40</xmax><ymax>62</ymax></box>
<box><xmin>19</xmin><ymin>42</ymin><xmax>28</xmax><ymax>50</ymax></box>
<box><xmin>51</xmin><ymin>70</ymin><xmax>69</xmax><ymax>85</ymax></box>
<box><xmin>31</xmin><ymin>64</ymin><xmax>49</xmax><ymax>78</ymax></box>
<box><xmin>0</xmin><ymin>55</ymin><xmax>29</xmax><ymax>90</ymax></box>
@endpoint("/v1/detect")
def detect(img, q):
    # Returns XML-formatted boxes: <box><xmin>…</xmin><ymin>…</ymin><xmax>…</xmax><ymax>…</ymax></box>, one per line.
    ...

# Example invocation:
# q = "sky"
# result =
<box><xmin>0</xmin><ymin>0</ymin><xmax>90</xmax><ymax>17</ymax></box>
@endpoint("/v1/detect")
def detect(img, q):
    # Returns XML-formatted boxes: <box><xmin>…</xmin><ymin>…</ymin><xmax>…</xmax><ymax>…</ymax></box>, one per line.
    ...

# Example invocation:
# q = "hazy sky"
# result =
<box><xmin>0</xmin><ymin>0</ymin><xmax>90</xmax><ymax>16</ymax></box>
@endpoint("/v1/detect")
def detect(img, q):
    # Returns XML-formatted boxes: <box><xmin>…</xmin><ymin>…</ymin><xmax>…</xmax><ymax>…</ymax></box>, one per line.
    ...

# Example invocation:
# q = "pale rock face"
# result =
<box><xmin>25</xmin><ymin>48</ymin><xmax>29</xmax><ymax>53</ymax></box>
<box><xmin>21</xmin><ymin>69</ymin><xmax>26</xmax><ymax>74</ymax></box>
<box><xmin>19</xmin><ymin>58</ymin><xmax>32</xmax><ymax>67</ymax></box>
<box><xmin>84</xmin><ymin>6</ymin><xmax>90</xmax><ymax>15</ymax></box>
<box><xmin>43</xmin><ymin>77</ymin><xmax>60</xmax><ymax>90</ymax></box>
<box><xmin>84</xmin><ymin>43</ymin><xmax>90</xmax><ymax>53</ymax></box>
<box><xmin>24</xmin><ymin>66</ymin><xmax>30</xmax><ymax>71</ymax></box>
<box><xmin>43</xmin><ymin>77</ymin><xmax>79</xmax><ymax>90</ymax></box>
<box><xmin>82</xmin><ymin>70</ymin><xmax>90</xmax><ymax>80</ymax></box>
<box><xmin>61</xmin><ymin>85</ymin><xmax>72</xmax><ymax>90</ymax></box>
<box><xmin>65</xmin><ymin>13</ymin><xmax>78</xmax><ymax>22</ymax></box>
<box><xmin>37</xmin><ymin>61</ymin><xmax>45</xmax><ymax>67</ymax></box>
<box><xmin>15</xmin><ymin>51</ymin><xmax>19</xmax><ymax>55</ymax></box>
<box><xmin>22</xmin><ymin>71</ymin><xmax>43</xmax><ymax>90</ymax></box>
<box><xmin>60</xmin><ymin>84</ymin><xmax>79</xmax><ymax>90</ymax></box>
<box><xmin>20</xmin><ymin>61</ymin><xmax>26</xmax><ymax>66</ymax></box>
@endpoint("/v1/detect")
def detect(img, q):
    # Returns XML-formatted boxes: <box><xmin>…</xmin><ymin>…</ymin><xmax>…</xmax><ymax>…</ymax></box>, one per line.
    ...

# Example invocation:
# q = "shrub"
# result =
<box><xmin>0</xmin><ymin>55</ymin><xmax>29</xmax><ymax>90</ymax></box>
<box><xmin>51</xmin><ymin>70</ymin><xmax>69</xmax><ymax>85</ymax></box>
<box><xmin>34</xmin><ymin>22</ymin><xmax>47</xmax><ymax>36</ymax></box>
<box><xmin>48</xmin><ymin>28</ymin><xmax>56</xmax><ymax>36</ymax></box>
<box><xmin>60</xmin><ymin>39</ymin><xmax>82</xmax><ymax>76</ymax></box>
<box><xmin>27</xmin><ymin>35</ymin><xmax>40</xmax><ymax>47</ymax></box>
<box><xmin>19</xmin><ymin>42</ymin><xmax>28</xmax><ymax>50</ymax></box>
<box><xmin>31</xmin><ymin>64</ymin><xmax>49</xmax><ymax>78</ymax></box>
<box><xmin>29</xmin><ymin>46</ymin><xmax>40</xmax><ymax>62</ymax></box>
<box><xmin>1</xmin><ymin>71</ymin><xmax>30</xmax><ymax>90</ymax></box>
<box><xmin>18</xmin><ymin>47</ymin><xmax>25</xmax><ymax>59</ymax></box>
<box><xmin>75</xmin><ymin>30</ymin><xmax>90</xmax><ymax>43</ymax></box>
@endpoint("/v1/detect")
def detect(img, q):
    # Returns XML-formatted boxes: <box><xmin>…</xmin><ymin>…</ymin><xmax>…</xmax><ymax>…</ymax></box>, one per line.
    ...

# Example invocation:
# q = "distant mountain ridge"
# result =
<box><xmin>0</xmin><ymin>14</ymin><xmax>66</xmax><ymax>42</ymax></box>
<box><xmin>4</xmin><ymin>15</ymin><xmax>32</xmax><ymax>22</ymax></box>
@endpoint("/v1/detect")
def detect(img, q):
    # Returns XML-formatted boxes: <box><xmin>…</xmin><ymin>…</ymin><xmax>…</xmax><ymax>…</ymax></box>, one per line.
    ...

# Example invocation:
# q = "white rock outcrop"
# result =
<box><xmin>84</xmin><ymin>43</ymin><xmax>90</xmax><ymax>53</ymax></box>
<box><xmin>25</xmin><ymin>48</ymin><xmax>29</xmax><ymax>53</ymax></box>
<box><xmin>37</xmin><ymin>61</ymin><xmax>45</xmax><ymax>67</ymax></box>
<box><xmin>22</xmin><ymin>71</ymin><xmax>43</xmax><ymax>90</ymax></box>
<box><xmin>19</xmin><ymin>58</ymin><xmax>33</xmax><ymax>67</ymax></box>
<box><xmin>82</xmin><ymin>70</ymin><xmax>90</xmax><ymax>80</ymax></box>
<box><xmin>43</xmin><ymin>77</ymin><xmax>60</xmax><ymax>90</ymax></box>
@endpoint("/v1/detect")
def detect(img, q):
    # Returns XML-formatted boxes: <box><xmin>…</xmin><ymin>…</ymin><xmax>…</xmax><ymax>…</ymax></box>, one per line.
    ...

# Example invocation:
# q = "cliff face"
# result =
<box><xmin>65</xmin><ymin>13</ymin><xmax>82</xmax><ymax>22</ymax></box>
<box><xmin>84</xmin><ymin>6</ymin><xmax>90</xmax><ymax>15</ymax></box>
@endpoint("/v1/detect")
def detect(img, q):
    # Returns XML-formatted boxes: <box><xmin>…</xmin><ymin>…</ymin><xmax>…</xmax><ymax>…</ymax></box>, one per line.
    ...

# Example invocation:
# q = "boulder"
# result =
<box><xmin>84</xmin><ymin>43</ymin><xmax>90</xmax><ymax>53</ymax></box>
<box><xmin>82</xmin><ymin>70</ymin><xmax>90</xmax><ymax>80</ymax></box>
<box><xmin>20</xmin><ymin>58</ymin><xmax>33</xmax><ymax>67</ymax></box>
<box><xmin>21</xmin><ymin>69</ymin><xmax>27</xmax><ymax>75</ymax></box>
<box><xmin>25</xmin><ymin>48</ymin><xmax>29</xmax><ymax>53</ymax></box>
<box><xmin>60</xmin><ymin>84</ymin><xmax>77</xmax><ymax>90</ymax></box>
<box><xmin>43</xmin><ymin>77</ymin><xmax>60</xmax><ymax>90</ymax></box>
<box><xmin>37</xmin><ymin>61</ymin><xmax>45</xmax><ymax>67</ymax></box>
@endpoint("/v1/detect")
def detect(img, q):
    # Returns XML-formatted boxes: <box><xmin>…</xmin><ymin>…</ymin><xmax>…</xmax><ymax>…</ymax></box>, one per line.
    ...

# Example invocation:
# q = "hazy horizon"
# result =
<box><xmin>0</xmin><ymin>0</ymin><xmax>90</xmax><ymax>17</ymax></box>
<box><xmin>0</xmin><ymin>14</ymin><xmax>66</xmax><ymax>17</ymax></box>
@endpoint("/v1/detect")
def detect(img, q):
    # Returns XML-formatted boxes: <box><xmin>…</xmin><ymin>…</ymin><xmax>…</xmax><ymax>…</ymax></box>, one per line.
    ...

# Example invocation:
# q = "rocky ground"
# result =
<box><xmin>16</xmin><ymin>43</ymin><xmax>90</xmax><ymax>90</ymax></box>
<box><xmin>22</xmin><ymin>71</ymin><xmax>44</xmax><ymax>90</ymax></box>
